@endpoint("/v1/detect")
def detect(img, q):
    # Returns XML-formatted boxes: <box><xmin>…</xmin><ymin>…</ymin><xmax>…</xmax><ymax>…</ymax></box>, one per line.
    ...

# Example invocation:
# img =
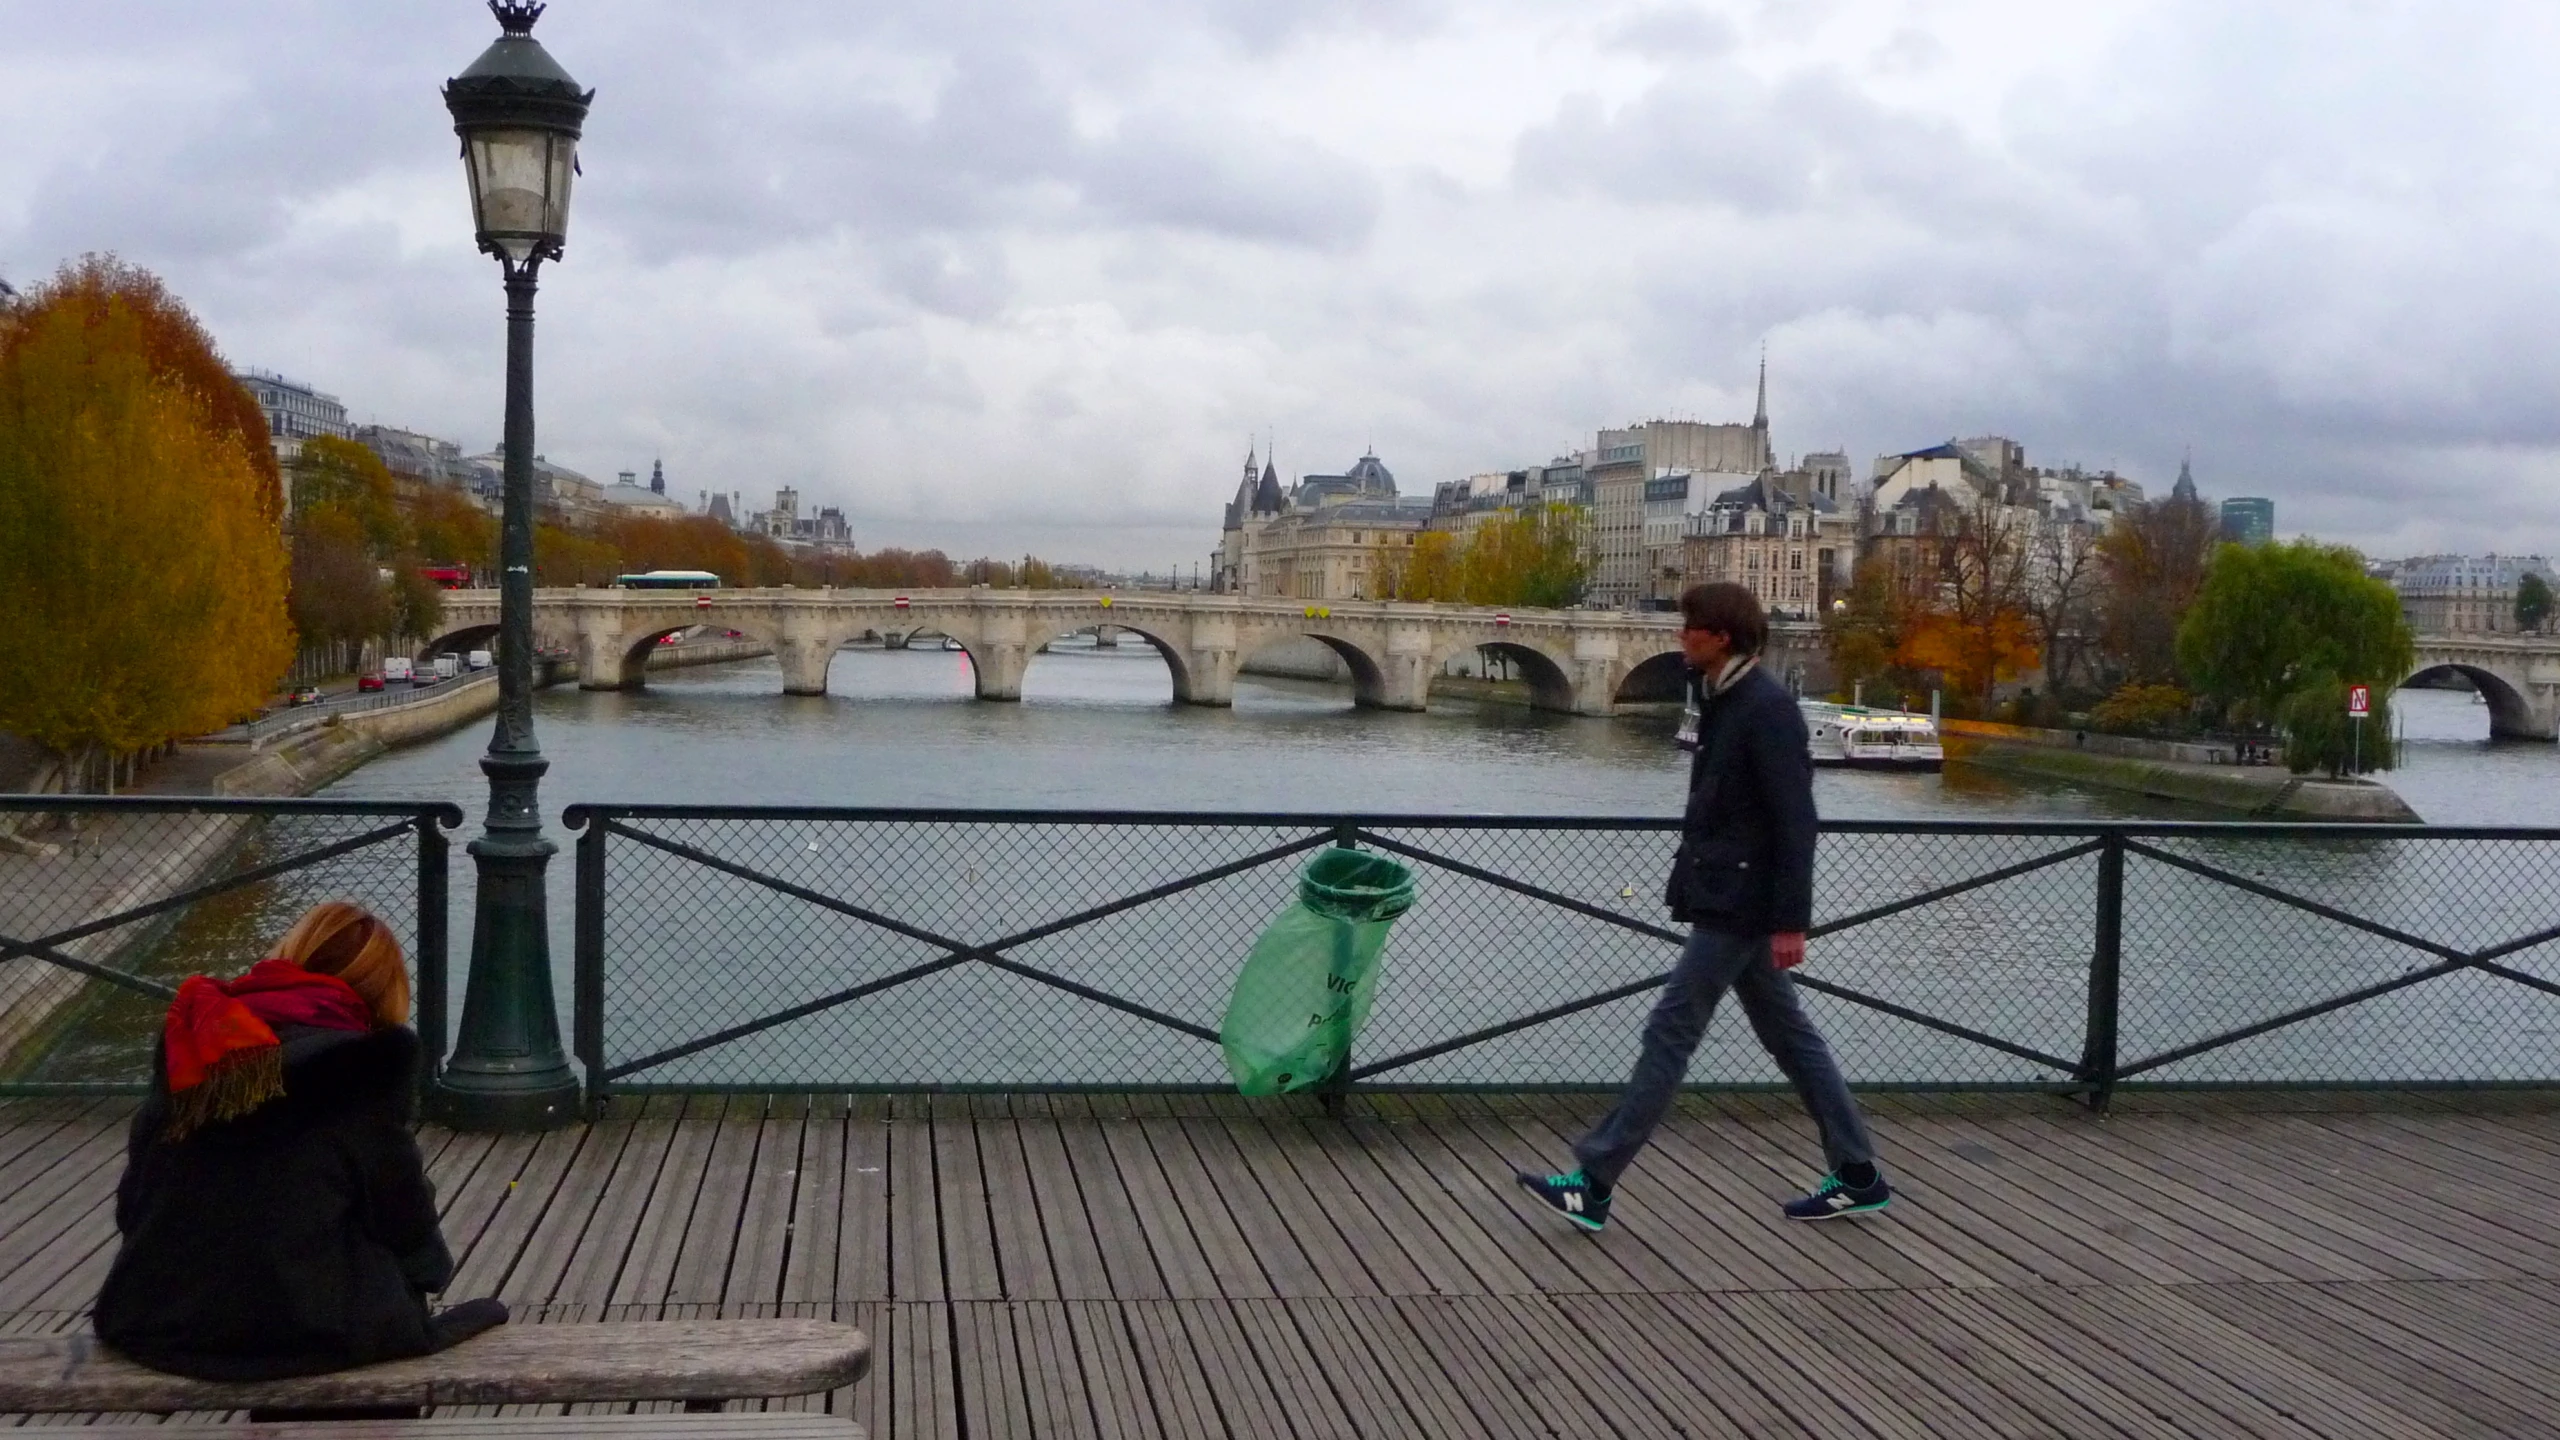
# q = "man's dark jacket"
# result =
<box><xmin>94</xmin><ymin>1025</ymin><xmax>452</xmax><ymax>1381</ymax></box>
<box><xmin>1664</xmin><ymin>662</ymin><xmax>1818</xmax><ymax>935</ymax></box>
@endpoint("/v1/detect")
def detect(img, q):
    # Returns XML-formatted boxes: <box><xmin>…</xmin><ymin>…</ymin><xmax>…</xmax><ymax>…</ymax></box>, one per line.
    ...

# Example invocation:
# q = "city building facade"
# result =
<box><xmin>2388</xmin><ymin>555</ymin><xmax>2555</xmax><ymax>635</ymax></box>
<box><xmin>467</xmin><ymin>452</ymin><xmax>606</xmax><ymax>524</ymax></box>
<box><xmin>236</xmin><ymin>370</ymin><xmax>350</xmax><ymax>474</ymax></box>
<box><xmin>1681</xmin><ymin>475</ymin><xmax>1854</xmax><ymax>620</ymax></box>
<box><xmin>1588</xmin><ymin>400</ymin><xmax>1773</xmax><ymax>608</ymax></box>
<box><xmin>352</xmin><ymin>424</ymin><xmax>477</xmax><ymax>505</ymax></box>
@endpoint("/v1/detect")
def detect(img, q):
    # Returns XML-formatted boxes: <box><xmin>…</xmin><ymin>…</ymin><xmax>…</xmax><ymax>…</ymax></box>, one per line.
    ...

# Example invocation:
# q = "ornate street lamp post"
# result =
<box><xmin>433</xmin><ymin>0</ymin><xmax>592</xmax><ymax>1130</ymax></box>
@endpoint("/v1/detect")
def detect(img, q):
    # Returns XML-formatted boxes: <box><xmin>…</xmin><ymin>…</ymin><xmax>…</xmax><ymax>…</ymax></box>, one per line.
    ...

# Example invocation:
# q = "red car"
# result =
<box><xmin>357</xmin><ymin>673</ymin><xmax>385</xmax><ymax>693</ymax></box>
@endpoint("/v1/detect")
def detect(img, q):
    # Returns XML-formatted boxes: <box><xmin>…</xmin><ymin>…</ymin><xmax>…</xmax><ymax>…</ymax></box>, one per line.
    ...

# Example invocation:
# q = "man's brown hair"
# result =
<box><xmin>1679</xmin><ymin>582</ymin><xmax>1768</xmax><ymax>657</ymax></box>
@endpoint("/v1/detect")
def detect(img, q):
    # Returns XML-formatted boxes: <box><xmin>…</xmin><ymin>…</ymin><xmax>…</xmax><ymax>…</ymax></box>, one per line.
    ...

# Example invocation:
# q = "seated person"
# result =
<box><xmin>94</xmin><ymin>901</ymin><xmax>506</xmax><ymax>1381</ymax></box>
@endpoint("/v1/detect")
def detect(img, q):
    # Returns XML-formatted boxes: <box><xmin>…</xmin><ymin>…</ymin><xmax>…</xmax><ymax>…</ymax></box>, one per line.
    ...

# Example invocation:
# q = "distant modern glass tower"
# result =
<box><xmin>2220</xmin><ymin>497</ymin><xmax>2274</xmax><ymax>546</ymax></box>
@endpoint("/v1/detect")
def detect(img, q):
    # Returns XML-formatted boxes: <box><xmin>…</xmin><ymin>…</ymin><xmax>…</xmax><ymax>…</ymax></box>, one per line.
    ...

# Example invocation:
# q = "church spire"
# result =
<box><xmin>2172</xmin><ymin>449</ymin><xmax>2198</xmax><ymax>505</ymax></box>
<box><xmin>1752</xmin><ymin>344</ymin><xmax>1772</xmax><ymax>470</ymax></box>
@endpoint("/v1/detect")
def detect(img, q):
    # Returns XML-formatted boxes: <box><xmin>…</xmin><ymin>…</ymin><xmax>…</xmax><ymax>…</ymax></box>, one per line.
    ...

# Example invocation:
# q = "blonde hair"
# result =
<box><xmin>271</xmin><ymin>901</ymin><xmax>411</xmax><ymax>1029</ymax></box>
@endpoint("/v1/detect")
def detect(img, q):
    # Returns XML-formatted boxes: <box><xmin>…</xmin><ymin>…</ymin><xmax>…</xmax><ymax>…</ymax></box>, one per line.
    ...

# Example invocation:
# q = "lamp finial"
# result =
<box><xmin>490</xmin><ymin>0</ymin><xmax>544</xmax><ymax>36</ymax></box>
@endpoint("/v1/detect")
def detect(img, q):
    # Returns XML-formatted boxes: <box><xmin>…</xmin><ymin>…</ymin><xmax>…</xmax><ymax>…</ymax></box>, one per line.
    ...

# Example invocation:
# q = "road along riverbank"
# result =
<box><xmin>209</xmin><ymin>638</ymin><xmax>773</xmax><ymax>797</ymax></box>
<box><xmin>0</xmin><ymin>638</ymin><xmax>770</xmax><ymax>1069</ymax></box>
<box><xmin>1941</xmin><ymin>719</ymin><xmax>2421</xmax><ymax>821</ymax></box>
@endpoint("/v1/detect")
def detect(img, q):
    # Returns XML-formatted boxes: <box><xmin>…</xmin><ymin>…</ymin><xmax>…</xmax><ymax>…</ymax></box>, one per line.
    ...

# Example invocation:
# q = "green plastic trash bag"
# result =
<box><xmin>1221</xmin><ymin>847</ymin><xmax>1416</xmax><ymax>1096</ymax></box>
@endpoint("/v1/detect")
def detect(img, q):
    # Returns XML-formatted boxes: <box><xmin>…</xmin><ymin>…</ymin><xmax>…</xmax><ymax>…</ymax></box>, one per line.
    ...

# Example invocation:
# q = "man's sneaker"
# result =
<box><xmin>1514</xmin><ymin>1167</ymin><xmax>1610</xmax><ymax>1232</ymax></box>
<box><xmin>1784</xmin><ymin>1170</ymin><xmax>1892</xmax><ymax>1221</ymax></box>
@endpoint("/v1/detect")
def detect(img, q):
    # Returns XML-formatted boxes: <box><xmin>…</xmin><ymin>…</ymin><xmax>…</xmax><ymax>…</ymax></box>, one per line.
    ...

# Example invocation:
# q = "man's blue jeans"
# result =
<box><xmin>1573</xmin><ymin>925</ymin><xmax>1875</xmax><ymax>1190</ymax></box>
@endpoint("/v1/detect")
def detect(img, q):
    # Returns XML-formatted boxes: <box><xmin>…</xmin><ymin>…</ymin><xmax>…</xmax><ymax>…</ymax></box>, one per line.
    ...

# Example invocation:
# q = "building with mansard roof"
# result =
<box><xmin>1681</xmin><ymin>474</ymin><xmax>1855</xmax><ymax>620</ymax></box>
<box><xmin>1217</xmin><ymin>445</ymin><xmax>1432</xmax><ymax>600</ymax></box>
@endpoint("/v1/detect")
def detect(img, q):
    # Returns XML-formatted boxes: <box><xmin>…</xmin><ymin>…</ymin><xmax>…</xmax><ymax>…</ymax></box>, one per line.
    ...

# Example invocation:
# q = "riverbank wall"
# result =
<box><xmin>1941</xmin><ymin>720</ymin><xmax>2421</xmax><ymax>822</ymax></box>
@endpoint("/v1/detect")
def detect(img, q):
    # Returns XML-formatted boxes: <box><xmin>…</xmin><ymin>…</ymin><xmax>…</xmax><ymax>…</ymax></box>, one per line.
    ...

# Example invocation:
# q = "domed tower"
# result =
<box><xmin>1343</xmin><ymin>450</ymin><xmax>1397</xmax><ymax>498</ymax></box>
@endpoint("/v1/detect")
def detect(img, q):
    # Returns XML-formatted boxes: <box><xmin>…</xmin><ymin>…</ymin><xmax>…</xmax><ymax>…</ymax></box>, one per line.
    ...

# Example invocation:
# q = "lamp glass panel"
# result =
<box><xmin>545</xmin><ymin>133</ymin><xmax>577</xmax><ymax>238</ymax></box>
<box><xmin>466</xmin><ymin>128</ymin><xmax>560</xmax><ymax>241</ymax></box>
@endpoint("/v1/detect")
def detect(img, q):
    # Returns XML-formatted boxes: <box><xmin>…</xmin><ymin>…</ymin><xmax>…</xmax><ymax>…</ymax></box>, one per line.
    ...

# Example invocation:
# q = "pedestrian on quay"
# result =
<box><xmin>94</xmin><ymin>901</ymin><xmax>508</xmax><ymax>1384</ymax></box>
<box><xmin>1517</xmin><ymin>582</ymin><xmax>1890</xmax><ymax>1231</ymax></box>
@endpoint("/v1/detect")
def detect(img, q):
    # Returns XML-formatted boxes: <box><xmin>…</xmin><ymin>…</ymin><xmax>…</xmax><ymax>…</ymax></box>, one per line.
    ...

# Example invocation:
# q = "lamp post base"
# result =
<box><xmin>434</xmin><ymin>823</ymin><xmax>581</xmax><ymax>1132</ymax></box>
<box><xmin>428</xmin><ymin>1071</ymin><xmax>582</xmax><ymax>1131</ymax></box>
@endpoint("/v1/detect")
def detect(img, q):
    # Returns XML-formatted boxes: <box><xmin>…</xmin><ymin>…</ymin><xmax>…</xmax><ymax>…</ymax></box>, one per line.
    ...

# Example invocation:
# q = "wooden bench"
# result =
<box><xmin>0</xmin><ymin>1320</ymin><xmax>869</xmax><ymax>1437</ymax></box>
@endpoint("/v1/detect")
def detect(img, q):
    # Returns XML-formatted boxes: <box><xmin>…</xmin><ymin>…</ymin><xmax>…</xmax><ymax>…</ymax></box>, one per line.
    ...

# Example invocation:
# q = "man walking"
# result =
<box><xmin>1518</xmin><ymin>582</ymin><xmax>1888</xmax><ymax>1231</ymax></box>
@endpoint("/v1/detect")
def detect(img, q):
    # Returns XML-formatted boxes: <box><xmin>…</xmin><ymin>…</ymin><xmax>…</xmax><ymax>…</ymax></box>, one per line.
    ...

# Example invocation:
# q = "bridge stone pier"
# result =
<box><xmin>431</xmin><ymin>588</ymin><xmax>1830</xmax><ymax>715</ymax></box>
<box><xmin>2407</xmin><ymin>634</ymin><xmax>2560</xmax><ymax>740</ymax></box>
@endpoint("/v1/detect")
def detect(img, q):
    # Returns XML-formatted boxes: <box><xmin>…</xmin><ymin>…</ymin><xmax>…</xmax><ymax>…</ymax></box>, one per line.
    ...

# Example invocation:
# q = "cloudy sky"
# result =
<box><xmin>3</xmin><ymin>0</ymin><xmax>2550</xmax><ymax>569</ymax></box>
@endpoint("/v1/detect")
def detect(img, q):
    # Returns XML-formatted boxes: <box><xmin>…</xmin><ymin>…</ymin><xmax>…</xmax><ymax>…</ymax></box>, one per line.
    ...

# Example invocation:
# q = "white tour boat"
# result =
<box><xmin>1801</xmin><ymin>702</ymin><xmax>1945</xmax><ymax>771</ymax></box>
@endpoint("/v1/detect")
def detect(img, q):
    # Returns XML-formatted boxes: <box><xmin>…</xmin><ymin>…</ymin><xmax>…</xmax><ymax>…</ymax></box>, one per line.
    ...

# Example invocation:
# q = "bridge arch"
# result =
<box><xmin>420</xmin><ymin>614</ymin><xmax>576</xmax><ymax>667</ymax></box>
<box><xmin>420</xmin><ymin>621</ymin><xmax>499</xmax><ymax>662</ymax></box>
<box><xmin>1032</xmin><ymin>621</ymin><xmax>1197</xmax><ymax>704</ymax></box>
<box><xmin>1235</xmin><ymin>628</ymin><xmax>1392</xmax><ymax>709</ymax></box>
<box><xmin>2403</xmin><ymin>662</ymin><xmax>2549</xmax><ymax>740</ymax></box>
<box><xmin>1612</xmin><ymin>648</ymin><xmax>1691</xmax><ymax>706</ymax></box>
<box><xmin>570</xmin><ymin>606</ymin><xmax>796</xmax><ymax>691</ymax></box>
<box><xmin>1426</xmin><ymin>637</ymin><xmax>1576</xmax><ymax>713</ymax></box>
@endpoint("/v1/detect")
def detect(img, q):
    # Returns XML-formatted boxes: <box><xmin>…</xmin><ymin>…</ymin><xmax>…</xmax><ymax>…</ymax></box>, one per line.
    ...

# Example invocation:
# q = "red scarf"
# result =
<box><xmin>161</xmin><ymin>959</ymin><xmax>371</xmax><ymax>1138</ymax></box>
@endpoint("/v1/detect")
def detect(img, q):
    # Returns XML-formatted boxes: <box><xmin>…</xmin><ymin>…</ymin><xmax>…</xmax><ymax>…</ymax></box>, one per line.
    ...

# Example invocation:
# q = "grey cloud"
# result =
<box><xmin>7</xmin><ymin>0</ymin><xmax>2560</xmax><ymax>564</ymax></box>
<box><xmin>1603</xmin><ymin>5</ymin><xmax>1741</xmax><ymax>55</ymax></box>
<box><xmin>1080</xmin><ymin>115</ymin><xmax>1382</xmax><ymax>251</ymax></box>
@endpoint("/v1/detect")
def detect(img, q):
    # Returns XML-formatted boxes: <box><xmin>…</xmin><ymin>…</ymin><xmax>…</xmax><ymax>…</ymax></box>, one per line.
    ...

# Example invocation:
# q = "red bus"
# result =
<box><xmin>419</xmin><ymin>564</ymin><xmax>472</xmax><ymax>589</ymax></box>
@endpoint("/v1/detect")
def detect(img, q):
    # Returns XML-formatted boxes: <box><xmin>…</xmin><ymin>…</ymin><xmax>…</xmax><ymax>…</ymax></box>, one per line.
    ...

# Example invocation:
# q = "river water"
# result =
<box><xmin>23</xmin><ymin>648</ymin><xmax>2558</xmax><ymax>1088</ymax></box>
<box><xmin>320</xmin><ymin>645</ymin><xmax>2549</xmax><ymax>823</ymax></box>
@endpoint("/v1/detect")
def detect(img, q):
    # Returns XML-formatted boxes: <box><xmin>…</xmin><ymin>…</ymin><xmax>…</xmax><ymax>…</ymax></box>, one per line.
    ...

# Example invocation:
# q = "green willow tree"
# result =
<box><xmin>2175</xmin><ymin>540</ymin><xmax>2413</xmax><ymax>773</ymax></box>
<box><xmin>2517</xmin><ymin>572</ymin><xmax>2554</xmax><ymax>635</ymax></box>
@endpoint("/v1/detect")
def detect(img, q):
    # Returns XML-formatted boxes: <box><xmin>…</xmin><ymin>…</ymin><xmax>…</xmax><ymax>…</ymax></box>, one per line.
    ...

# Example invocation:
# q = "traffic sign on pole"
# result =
<box><xmin>2347</xmin><ymin>684</ymin><xmax>2371</xmax><ymax>717</ymax></box>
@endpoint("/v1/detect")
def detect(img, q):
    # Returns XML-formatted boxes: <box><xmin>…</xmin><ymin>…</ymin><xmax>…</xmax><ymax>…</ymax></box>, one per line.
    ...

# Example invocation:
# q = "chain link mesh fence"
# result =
<box><xmin>570</xmin><ymin>809</ymin><xmax>2560</xmax><ymax>1096</ymax></box>
<box><xmin>2117</xmin><ymin>833</ymin><xmax>2560</xmax><ymax>1083</ymax></box>
<box><xmin>0</xmin><ymin>799</ymin><xmax>456</xmax><ymax>1090</ymax></box>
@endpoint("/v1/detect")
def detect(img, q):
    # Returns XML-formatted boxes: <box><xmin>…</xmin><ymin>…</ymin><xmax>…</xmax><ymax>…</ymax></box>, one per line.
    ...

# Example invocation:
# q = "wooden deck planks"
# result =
<box><xmin>8</xmin><ymin>1093</ymin><xmax>2560</xmax><ymax>1438</ymax></box>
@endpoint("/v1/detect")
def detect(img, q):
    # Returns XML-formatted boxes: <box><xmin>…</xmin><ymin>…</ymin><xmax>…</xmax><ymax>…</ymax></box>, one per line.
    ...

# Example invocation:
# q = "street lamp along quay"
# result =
<box><xmin>432</xmin><ymin>0</ymin><xmax>591</xmax><ymax>1131</ymax></box>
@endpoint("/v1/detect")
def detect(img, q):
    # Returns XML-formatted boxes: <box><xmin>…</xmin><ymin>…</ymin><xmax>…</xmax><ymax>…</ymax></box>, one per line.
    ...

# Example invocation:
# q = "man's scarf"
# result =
<box><xmin>1708</xmin><ymin>653</ymin><xmax>1760</xmax><ymax>697</ymax></box>
<box><xmin>161</xmin><ymin>959</ymin><xmax>371</xmax><ymax>1140</ymax></box>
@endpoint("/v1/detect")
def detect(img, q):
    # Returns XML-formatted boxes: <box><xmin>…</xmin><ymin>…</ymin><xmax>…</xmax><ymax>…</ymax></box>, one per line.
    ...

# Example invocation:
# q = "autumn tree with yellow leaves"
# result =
<box><xmin>1370</xmin><ymin>505</ymin><xmax>1590</xmax><ymax>607</ymax></box>
<box><xmin>0</xmin><ymin>258</ymin><xmax>292</xmax><ymax>784</ymax></box>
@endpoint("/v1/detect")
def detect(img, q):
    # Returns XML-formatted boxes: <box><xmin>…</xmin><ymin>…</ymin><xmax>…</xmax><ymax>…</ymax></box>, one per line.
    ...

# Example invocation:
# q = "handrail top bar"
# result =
<box><xmin>557</xmin><ymin>804</ymin><xmax>2560</xmax><ymax>840</ymax></box>
<box><xmin>0</xmin><ymin>795</ymin><xmax>465</xmax><ymax>825</ymax></box>
<box><xmin>4</xmin><ymin>795</ymin><xmax>2547</xmax><ymax>840</ymax></box>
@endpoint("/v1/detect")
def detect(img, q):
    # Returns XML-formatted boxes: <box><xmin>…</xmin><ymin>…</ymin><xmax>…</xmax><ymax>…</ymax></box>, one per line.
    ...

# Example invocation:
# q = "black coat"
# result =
<box><xmin>94</xmin><ymin>1025</ymin><xmax>453</xmax><ymax>1382</ymax></box>
<box><xmin>1664</xmin><ymin>664</ymin><xmax>1819</xmax><ymax>934</ymax></box>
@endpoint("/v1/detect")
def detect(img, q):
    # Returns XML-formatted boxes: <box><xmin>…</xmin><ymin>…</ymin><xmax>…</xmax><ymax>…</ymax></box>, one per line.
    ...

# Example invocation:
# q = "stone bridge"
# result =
<box><xmin>2406</xmin><ymin>634</ymin><xmax>2560</xmax><ymax>740</ymax></box>
<box><xmin>425</xmin><ymin>588</ymin><xmax>1827</xmax><ymax>716</ymax></box>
